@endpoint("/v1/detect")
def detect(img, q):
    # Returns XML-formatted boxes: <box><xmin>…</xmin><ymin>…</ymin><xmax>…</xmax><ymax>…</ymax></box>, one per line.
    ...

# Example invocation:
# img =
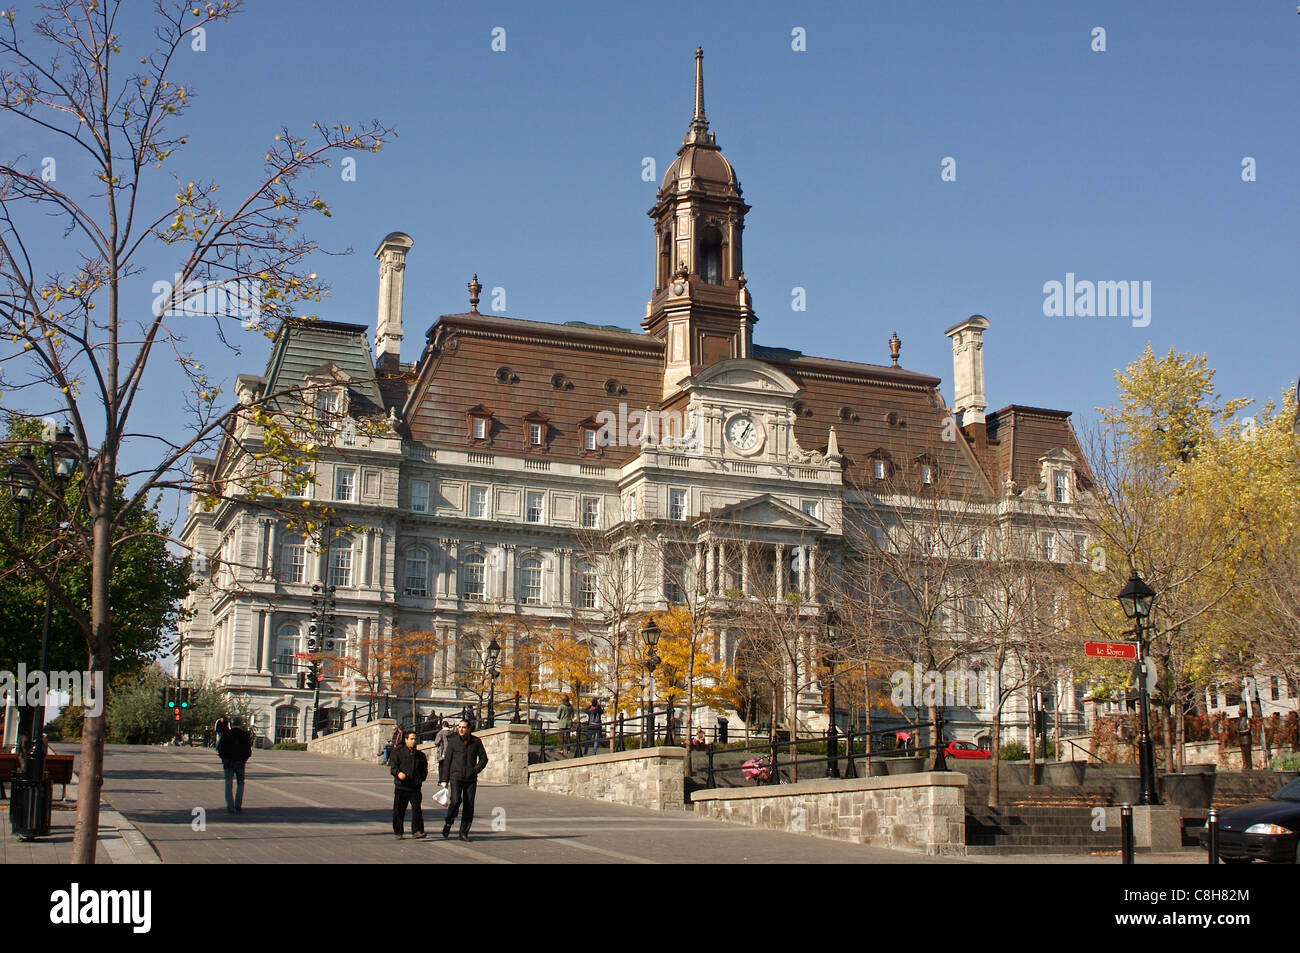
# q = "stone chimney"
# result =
<box><xmin>374</xmin><ymin>232</ymin><xmax>414</xmax><ymax>369</ymax></box>
<box><xmin>944</xmin><ymin>315</ymin><xmax>990</xmax><ymax>429</ymax></box>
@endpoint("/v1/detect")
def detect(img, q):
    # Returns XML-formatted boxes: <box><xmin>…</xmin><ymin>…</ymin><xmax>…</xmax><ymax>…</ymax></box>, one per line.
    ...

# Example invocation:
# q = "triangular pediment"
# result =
<box><xmin>1037</xmin><ymin>446</ymin><xmax>1077</xmax><ymax>465</ymax></box>
<box><xmin>698</xmin><ymin>493</ymin><xmax>826</xmax><ymax>532</ymax></box>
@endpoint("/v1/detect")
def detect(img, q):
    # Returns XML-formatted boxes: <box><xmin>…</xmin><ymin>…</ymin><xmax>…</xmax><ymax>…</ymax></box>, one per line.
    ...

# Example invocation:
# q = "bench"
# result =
<box><xmin>0</xmin><ymin>751</ymin><xmax>75</xmax><ymax>800</ymax></box>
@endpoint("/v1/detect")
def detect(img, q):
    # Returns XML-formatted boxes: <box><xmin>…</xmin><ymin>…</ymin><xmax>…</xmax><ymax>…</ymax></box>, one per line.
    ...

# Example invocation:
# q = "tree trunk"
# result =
<box><xmin>1162</xmin><ymin>704</ymin><xmax>1175</xmax><ymax>773</ymax></box>
<box><xmin>988</xmin><ymin>707</ymin><xmax>1002</xmax><ymax>809</ymax></box>
<box><xmin>1174</xmin><ymin>696</ymin><xmax>1186</xmax><ymax>772</ymax></box>
<box><xmin>1027</xmin><ymin>690</ymin><xmax>1038</xmax><ymax>787</ymax></box>
<box><xmin>72</xmin><ymin>512</ymin><xmax>113</xmax><ymax>864</ymax></box>
<box><xmin>684</xmin><ymin>639</ymin><xmax>696</xmax><ymax>777</ymax></box>
<box><xmin>863</xmin><ymin>683</ymin><xmax>873</xmax><ymax>775</ymax></box>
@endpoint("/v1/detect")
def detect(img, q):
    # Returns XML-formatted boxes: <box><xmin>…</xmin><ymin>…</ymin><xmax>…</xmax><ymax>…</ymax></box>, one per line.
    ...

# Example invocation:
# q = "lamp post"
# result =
<box><xmin>641</xmin><ymin>618</ymin><xmax>661</xmax><ymax>746</ymax></box>
<box><xmin>486</xmin><ymin>638</ymin><xmax>501</xmax><ymax>729</ymax></box>
<box><xmin>820</xmin><ymin>604</ymin><xmax>841</xmax><ymax>778</ymax></box>
<box><xmin>1118</xmin><ymin>569</ymin><xmax>1159</xmax><ymax>806</ymax></box>
<box><xmin>6</xmin><ymin>425</ymin><xmax>76</xmax><ymax>839</ymax></box>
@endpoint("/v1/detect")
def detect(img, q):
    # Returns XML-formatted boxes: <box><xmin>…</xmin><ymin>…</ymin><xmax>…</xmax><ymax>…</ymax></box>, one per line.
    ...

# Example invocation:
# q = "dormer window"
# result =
<box><xmin>577</xmin><ymin>415</ymin><xmax>603</xmax><ymax>454</ymax></box>
<box><xmin>914</xmin><ymin>454</ymin><xmax>939</xmax><ymax>487</ymax></box>
<box><xmin>522</xmin><ymin>411</ymin><xmax>551</xmax><ymax>451</ymax></box>
<box><xmin>874</xmin><ymin>459</ymin><xmax>887</xmax><ymax>480</ymax></box>
<box><xmin>1053</xmin><ymin>470</ymin><xmax>1070</xmax><ymax>503</ymax></box>
<box><xmin>466</xmin><ymin>405</ymin><xmax>493</xmax><ymax>442</ymax></box>
<box><xmin>920</xmin><ymin>464</ymin><xmax>934</xmax><ymax>485</ymax></box>
<box><xmin>316</xmin><ymin>390</ymin><xmax>338</xmax><ymax>422</ymax></box>
<box><xmin>584</xmin><ymin>429</ymin><xmax>598</xmax><ymax>451</ymax></box>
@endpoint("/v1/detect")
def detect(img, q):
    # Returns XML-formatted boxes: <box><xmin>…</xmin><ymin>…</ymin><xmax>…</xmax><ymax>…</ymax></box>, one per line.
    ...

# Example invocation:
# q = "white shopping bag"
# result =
<box><xmin>433</xmin><ymin>785</ymin><xmax>450</xmax><ymax>807</ymax></box>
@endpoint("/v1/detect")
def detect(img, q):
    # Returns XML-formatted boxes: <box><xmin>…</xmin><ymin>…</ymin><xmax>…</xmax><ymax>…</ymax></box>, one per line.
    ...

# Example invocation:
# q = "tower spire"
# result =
<box><xmin>686</xmin><ymin>46</ymin><xmax>712</xmax><ymax>144</ymax></box>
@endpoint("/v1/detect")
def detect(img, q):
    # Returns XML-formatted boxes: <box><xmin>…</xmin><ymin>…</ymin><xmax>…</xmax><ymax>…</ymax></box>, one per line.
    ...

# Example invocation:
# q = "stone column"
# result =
<box><xmin>260</xmin><ymin>611</ymin><xmax>274</xmax><ymax>674</ymax></box>
<box><xmin>503</xmin><ymin>544</ymin><xmax>516</xmax><ymax>602</ymax></box>
<box><xmin>775</xmin><ymin>543</ymin><xmax>786</xmax><ymax>600</ymax></box>
<box><xmin>796</xmin><ymin>545</ymin><xmax>807</xmax><ymax>598</ymax></box>
<box><xmin>361</xmin><ymin>528</ymin><xmax>373</xmax><ymax>588</ymax></box>
<box><xmin>706</xmin><ymin>540</ymin><xmax>716</xmax><ymax>596</ymax></box>
<box><xmin>268</xmin><ymin>520</ymin><xmax>282</xmax><ymax>579</ymax></box>
<box><xmin>808</xmin><ymin>545</ymin><xmax>817</xmax><ymax>599</ymax></box>
<box><xmin>740</xmin><ymin>543</ymin><xmax>749</xmax><ymax>595</ymax></box>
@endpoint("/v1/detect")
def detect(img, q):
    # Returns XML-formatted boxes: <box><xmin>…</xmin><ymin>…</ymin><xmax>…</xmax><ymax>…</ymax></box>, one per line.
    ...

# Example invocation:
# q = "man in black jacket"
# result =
<box><xmin>390</xmin><ymin>730</ymin><xmax>429</xmax><ymax>839</ymax></box>
<box><xmin>441</xmin><ymin>719</ymin><xmax>488</xmax><ymax>841</ymax></box>
<box><xmin>216</xmin><ymin>716</ymin><xmax>253</xmax><ymax>814</ymax></box>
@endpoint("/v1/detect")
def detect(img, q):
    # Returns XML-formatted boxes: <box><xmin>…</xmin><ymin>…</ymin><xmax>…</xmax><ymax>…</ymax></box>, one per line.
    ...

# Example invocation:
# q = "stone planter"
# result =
<box><xmin>1043</xmin><ymin>761</ymin><xmax>1086</xmax><ymax>786</ymax></box>
<box><xmin>1159</xmin><ymin>772</ymin><xmax>1215</xmax><ymax>810</ymax></box>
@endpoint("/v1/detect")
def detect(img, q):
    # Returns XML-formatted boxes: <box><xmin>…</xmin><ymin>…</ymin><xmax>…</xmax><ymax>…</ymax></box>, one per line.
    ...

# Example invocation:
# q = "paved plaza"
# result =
<box><xmin>0</xmin><ymin>745</ymin><xmax>1203</xmax><ymax>864</ymax></box>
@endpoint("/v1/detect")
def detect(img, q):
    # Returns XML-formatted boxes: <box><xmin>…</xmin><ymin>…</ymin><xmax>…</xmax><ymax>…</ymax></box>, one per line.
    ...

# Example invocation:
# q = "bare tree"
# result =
<box><xmin>0</xmin><ymin>1</ymin><xmax>392</xmax><ymax>861</ymax></box>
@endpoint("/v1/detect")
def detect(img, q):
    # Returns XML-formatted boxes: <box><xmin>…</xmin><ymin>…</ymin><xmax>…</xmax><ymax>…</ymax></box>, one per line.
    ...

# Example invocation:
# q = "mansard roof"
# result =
<box><xmin>263</xmin><ymin>317</ymin><xmax>385</xmax><ymax>418</ymax></box>
<box><xmin>986</xmin><ymin>404</ymin><xmax>1093</xmax><ymax>494</ymax></box>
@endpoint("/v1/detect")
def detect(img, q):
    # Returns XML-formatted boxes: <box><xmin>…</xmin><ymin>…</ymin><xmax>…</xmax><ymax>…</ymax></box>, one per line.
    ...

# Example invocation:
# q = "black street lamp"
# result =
<box><xmin>7</xmin><ymin>425</ymin><xmax>76</xmax><ymax>839</ymax></box>
<box><xmin>641</xmin><ymin>618</ymin><xmax>661</xmax><ymax>746</ymax></box>
<box><xmin>1118</xmin><ymin>569</ymin><xmax>1159</xmax><ymax>806</ymax></box>
<box><xmin>308</xmin><ymin>584</ymin><xmax>337</xmax><ymax>739</ymax></box>
<box><xmin>486</xmin><ymin>638</ymin><xmax>501</xmax><ymax>729</ymax></box>
<box><xmin>820</xmin><ymin>604</ymin><xmax>841</xmax><ymax>778</ymax></box>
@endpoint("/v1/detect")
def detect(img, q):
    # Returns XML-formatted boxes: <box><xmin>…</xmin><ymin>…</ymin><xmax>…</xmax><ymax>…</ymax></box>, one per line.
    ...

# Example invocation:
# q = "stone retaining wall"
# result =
<box><xmin>308</xmin><ymin>719</ymin><xmax>395</xmax><ymax>762</ymax></box>
<box><xmin>527</xmin><ymin>747</ymin><xmax>685</xmax><ymax>811</ymax></box>
<box><xmin>691</xmin><ymin>772</ymin><xmax>967</xmax><ymax>856</ymax></box>
<box><xmin>431</xmin><ymin>724</ymin><xmax>528</xmax><ymax>785</ymax></box>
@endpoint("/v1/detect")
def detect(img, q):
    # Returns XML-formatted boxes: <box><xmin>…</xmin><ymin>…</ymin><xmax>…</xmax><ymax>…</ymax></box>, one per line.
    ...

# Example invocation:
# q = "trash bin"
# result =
<box><xmin>9</xmin><ymin>777</ymin><xmax>53</xmax><ymax>839</ymax></box>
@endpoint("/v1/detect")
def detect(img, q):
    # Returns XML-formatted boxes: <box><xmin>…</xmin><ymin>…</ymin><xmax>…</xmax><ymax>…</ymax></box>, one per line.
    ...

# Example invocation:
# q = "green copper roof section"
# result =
<box><xmin>262</xmin><ymin>318</ymin><xmax>384</xmax><ymax>416</ymax></box>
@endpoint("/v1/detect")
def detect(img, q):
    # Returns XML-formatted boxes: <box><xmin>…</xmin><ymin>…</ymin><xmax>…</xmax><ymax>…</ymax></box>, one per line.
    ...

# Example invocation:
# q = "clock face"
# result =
<box><xmin>726</xmin><ymin>414</ymin><xmax>762</xmax><ymax>453</ymax></box>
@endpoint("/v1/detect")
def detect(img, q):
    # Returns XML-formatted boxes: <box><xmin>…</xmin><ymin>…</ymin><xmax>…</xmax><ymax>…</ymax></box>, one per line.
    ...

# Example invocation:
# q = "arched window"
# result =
<box><xmin>275</xmin><ymin>623</ymin><xmax>299</xmax><ymax>676</ymax></box>
<box><xmin>404</xmin><ymin>547</ymin><xmax>429</xmax><ymax>597</ymax></box>
<box><xmin>577</xmin><ymin>563</ymin><xmax>597</xmax><ymax>609</ymax></box>
<box><xmin>281</xmin><ymin>535</ymin><xmax>306</xmax><ymax>584</ymax></box>
<box><xmin>699</xmin><ymin>226</ymin><xmax>723</xmax><ymax>284</ymax></box>
<box><xmin>462</xmin><ymin>552</ymin><xmax>485</xmax><ymax>601</ymax></box>
<box><xmin>657</xmin><ymin>231</ymin><xmax>672</xmax><ymax>289</ymax></box>
<box><xmin>328</xmin><ymin>539</ymin><xmax>353</xmax><ymax>588</ymax></box>
<box><xmin>520</xmin><ymin>556</ymin><xmax>542</xmax><ymax>605</ymax></box>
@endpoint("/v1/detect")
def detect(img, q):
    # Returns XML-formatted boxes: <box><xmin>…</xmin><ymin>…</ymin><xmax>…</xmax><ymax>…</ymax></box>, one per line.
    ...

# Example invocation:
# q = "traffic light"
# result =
<box><xmin>179</xmin><ymin>687</ymin><xmax>191</xmax><ymax>709</ymax></box>
<box><xmin>164</xmin><ymin>685</ymin><xmax>177</xmax><ymax>709</ymax></box>
<box><xmin>305</xmin><ymin>668</ymin><xmax>318</xmax><ymax>690</ymax></box>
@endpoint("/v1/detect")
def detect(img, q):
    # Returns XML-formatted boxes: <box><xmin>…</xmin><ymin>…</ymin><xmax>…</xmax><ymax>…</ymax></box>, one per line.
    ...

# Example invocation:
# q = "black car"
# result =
<box><xmin>1198</xmin><ymin>776</ymin><xmax>1300</xmax><ymax>864</ymax></box>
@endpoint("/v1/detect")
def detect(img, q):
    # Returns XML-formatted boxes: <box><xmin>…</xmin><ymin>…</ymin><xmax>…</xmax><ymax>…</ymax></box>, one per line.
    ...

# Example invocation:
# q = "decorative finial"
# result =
<box><xmin>468</xmin><ymin>274</ymin><xmax>482</xmax><ymax>313</ymax></box>
<box><xmin>889</xmin><ymin>331</ymin><xmax>901</xmax><ymax>368</ymax></box>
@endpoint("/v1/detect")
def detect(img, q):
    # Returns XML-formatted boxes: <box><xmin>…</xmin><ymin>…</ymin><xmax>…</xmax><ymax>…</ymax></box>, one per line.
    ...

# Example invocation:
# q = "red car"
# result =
<box><xmin>944</xmin><ymin>740</ymin><xmax>991</xmax><ymax>760</ymax></box>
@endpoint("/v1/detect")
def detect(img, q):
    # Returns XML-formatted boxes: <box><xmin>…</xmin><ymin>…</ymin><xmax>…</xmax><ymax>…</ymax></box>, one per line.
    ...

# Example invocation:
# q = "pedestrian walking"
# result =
<box><xmin>390</xmin><ymin>729</ymin><xmax>428</xmax><ymax>839</ymax></box>
<box><xmin>434</xmin><ymin>720</ymin><xmax>454</xmax><ymax>785</ymax></box>
<box><xmin>584</xmin><ymin>697</ymin><xmax>603</xmax><ymax>755</ymax></box>
<box><xmin>441</xmin><ymin>719</ymin><xmax>488</xmax><ymax>841</ymax></box>
<box><xmin>213</xmin><ymin>716</ymin><xmax>228</xmax><ymax>750</ymax></box>
<box><xmin>555</xmin><ymin>694</ymin><xmax>574</xmax><ymax>746</ymax></box>
<box><xmin>216</xmin><ymin>716</ymin><xmax>253</xmax><ymax>814</ymax></box>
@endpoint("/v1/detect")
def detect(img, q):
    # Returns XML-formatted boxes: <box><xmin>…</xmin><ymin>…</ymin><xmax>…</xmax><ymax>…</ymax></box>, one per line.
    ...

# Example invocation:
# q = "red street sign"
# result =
<box><xmin>1085</xmin><ymin>641</ymin><xmax>1137</xmax><ymax>660</ymax></box>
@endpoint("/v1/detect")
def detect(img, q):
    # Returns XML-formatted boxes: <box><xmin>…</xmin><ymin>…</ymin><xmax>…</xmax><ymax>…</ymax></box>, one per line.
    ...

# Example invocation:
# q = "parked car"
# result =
<box><xmin>1198</xmin><ymin>776</ymin><xmax>1300</xmax><ymax>863</ymax></box>
<box><xmin>944</xmin><ymin>740</ymin><xmax>992</xmax><ymax>761</ymax></box>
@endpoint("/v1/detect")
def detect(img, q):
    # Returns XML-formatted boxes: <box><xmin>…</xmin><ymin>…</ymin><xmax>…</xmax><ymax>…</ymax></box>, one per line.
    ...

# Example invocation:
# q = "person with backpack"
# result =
<box><xmin>216</xmin><ymin>716</ymin><xmax>253</xmax><ymax>814</ymax></box>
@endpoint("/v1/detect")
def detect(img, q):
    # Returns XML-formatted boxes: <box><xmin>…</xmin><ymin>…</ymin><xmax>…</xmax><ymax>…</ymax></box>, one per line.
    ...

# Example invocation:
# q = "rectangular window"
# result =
<box><xmin>328</xmin><ymin>545</ymin><xmax>352</xmax><ymax>588</ymax></box>
<box><xmin>801</xmin><ymin>499</ymin><xmax>818</xmax><ymax>519</ymax></box>
<box><xmin>275</xmin><ymin>707</ymin><xmax>299</xmax><ymax>744</ymax></box>
<box><xmin>284</xmin><ymin>462</ymin><xmax>312</xmax><ymax>498</ymax></box>
<box><xmin>410</xmin><ymin>480</ymin><xmax>430</xmax><ymax>513</ymax></box>
<box><xmin>669</xmin><ymin>488</ymin><xmax>686</xmax><ymax>521</ymax></box>
<box><xmin>526</xmin><ymin>491</ymin><xmax>544</xmax><ymax>523</ymax></box>
<box><xmin>920</xmin><ymin>464</ymin><xmax>933</xmax><ymax>485</ymax></box>
<box><xmin>581</xmin><ymin>497</ymin><xmax>600</xmax><ymax>529</ymax></box>
<box><xmin>520</xmin><ymin>564</ymin><xmax>542</xmax><ymax>605</ymax></box>
<box><xmin>462</xmin><ymin>560</ymin><xmax>485</xmax><ymax>600</ymax></box>
<box><xmin>970</xmin><ymin>533</ymin><xmax>985</xmax><ymax>559</ymax></box>
<box><xmin>1041</xmin><ymin>534</ymin><xmax>1055</xmax><ymax>561</ymax></box>
<box><xmin>335</xmin><ymin>468</ymin><xmax>355</xmax><ymax>502</ymax></box>
<box><xmin>1053</xmin><ymin>470</ymin><xmax>1069</xmax><ymax>503</ymax></box>
<box><xmin>469</xmin><ymin>486</ymin><xmax>487</xmax><ymax>518</ymax></box>
<box><xmin>1270</xmin><ymin>676</ymin><xmax>1280</xmax><ymax>701</ymax></box>
<box><xmin>583</xmin><ymin>429</ymin><xmax>598</xmax><ymax>451</ymax></box>
<box><xmin>282</xmin><ymin>542</ymin><xmax>306</xmax><ymax>584</ymax></box>
<box><xmin>1074</xmin><ymin>535</ymin><xmax>1088</xmax><ymax>562</ymax></box>
<box><xmin>874</xmin><ymin>458</ymin><xmax>887</xmax><ymax>480</ymax></box>
<box><xmin>529</xmin><ymin>423</ymin><xmax>543</xmax><ymax>446</ymax></box>
<box><xmin>472</xmin><ymin>417</ymin><xmax>487</xmax><ymax>439</ymax></box>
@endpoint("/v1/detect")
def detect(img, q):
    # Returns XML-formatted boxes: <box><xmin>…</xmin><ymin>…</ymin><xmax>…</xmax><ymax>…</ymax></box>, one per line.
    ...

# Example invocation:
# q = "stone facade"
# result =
<box><xmin>308</xmin><ymin>718</ymin><xmax>395</xmax><ymax>763</ymax></box>
<box><xmin>691</xmin><ymin>772</ymin><xmax>968</xmax><ymax>856</ymax></box>
<box><xmin>527</xmin><ymin>747</ymin><xmax>686</xmax><ymax>811</ymax></box>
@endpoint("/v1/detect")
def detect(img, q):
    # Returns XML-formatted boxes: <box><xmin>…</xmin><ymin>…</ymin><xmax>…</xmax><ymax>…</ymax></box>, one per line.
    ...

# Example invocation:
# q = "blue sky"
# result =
<box><xmin>3</xmin><ymin>0</ymin><xmax>1297</xmax><ymax>524</ymax></box>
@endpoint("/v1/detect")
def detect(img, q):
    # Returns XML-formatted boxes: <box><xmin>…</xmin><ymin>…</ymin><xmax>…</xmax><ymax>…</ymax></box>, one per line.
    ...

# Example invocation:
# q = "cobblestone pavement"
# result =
<box><xmin>3</xmin><ymin>745</ymin><xmax>1203</xmax><ymax>864</ymax></box>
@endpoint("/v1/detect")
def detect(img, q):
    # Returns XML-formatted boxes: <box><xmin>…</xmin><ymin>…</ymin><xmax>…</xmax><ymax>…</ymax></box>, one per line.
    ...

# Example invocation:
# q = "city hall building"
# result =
<box><xmin>179</xmin><ymin>52</ymin><xmax>1091</xmax><ymax>745</ymax></box>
